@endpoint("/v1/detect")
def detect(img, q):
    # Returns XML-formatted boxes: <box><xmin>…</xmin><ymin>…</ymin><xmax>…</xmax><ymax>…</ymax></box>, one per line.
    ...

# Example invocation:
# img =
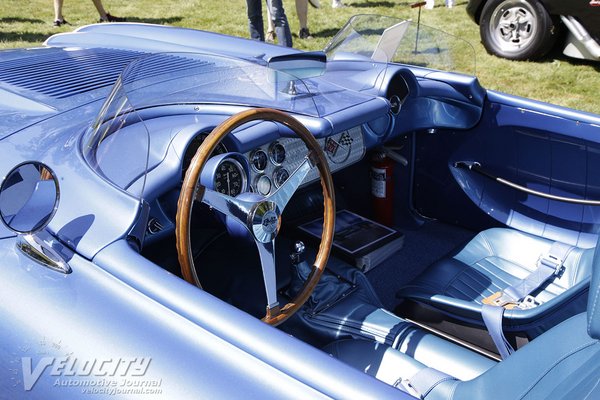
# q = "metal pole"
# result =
<box><xmin>411</xmin><ymin>2</ymin><xmax>426</xmax><ymax>54</ymax></box>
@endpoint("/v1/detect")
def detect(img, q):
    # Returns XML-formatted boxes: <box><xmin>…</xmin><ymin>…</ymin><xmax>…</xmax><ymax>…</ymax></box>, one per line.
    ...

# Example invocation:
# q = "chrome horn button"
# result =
<box><xmin>248</xmin><ymin>201</ymin><xmax>281</xmax><ymax>243</ymax></box>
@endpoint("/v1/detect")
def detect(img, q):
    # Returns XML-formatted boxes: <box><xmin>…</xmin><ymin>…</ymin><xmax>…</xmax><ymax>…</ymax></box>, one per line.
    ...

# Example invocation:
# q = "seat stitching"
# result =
<box><xmin>479</xmin><ymin>231</ymin><xmax>495</xmax><ymax>256</ymax></box>
<box><xmin>442</xmin><ymin>264</ymin><xmax>477</xmax><ymax>293</ymax></box>
<box><xmin>458</xmin><ymin>270</ymin><xmax>492</xmax><ymax>293</ymax></box>
<box><xmin>474</xmin><ymin>261</ymin><xmax>514</xmax><ymax>288</ymax></box>
<box><xmin>518</xmin><ymin>340</ymin><xmax>599</xmax><ymax>399</ymax></box>
<box><xmin>447</xmin><ymin>270</ymin><xmax>494</xmax><ymax>300</ymax></box>
<box><xmin>570</xmin><ymin>250</ymin><xmax>584</xmax><ymax>286</ymax></box>
<box><xmin>443</xmin><ymin>254</ymin><xmax>498</xmax><ymax>293</ymax></box>
<box><xmin>588</xmin><ymin>282</ymin><xmax>600</xmax><ymax>332</ymax></box>
<box><xmin>446</xmin><ymin>285</ymin><xmax>481</xmax><ymax>302</ymax></box>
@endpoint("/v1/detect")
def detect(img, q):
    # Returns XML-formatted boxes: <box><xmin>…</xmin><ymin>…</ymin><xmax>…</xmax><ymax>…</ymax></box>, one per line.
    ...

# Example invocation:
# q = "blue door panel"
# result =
<box><xmin>414</xmin><ymin>93</ymin><xmax>600</xmax><ymax>248</ymax></box>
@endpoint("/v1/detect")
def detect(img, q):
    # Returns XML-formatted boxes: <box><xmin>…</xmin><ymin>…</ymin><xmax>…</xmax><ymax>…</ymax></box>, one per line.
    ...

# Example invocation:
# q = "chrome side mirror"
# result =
<box><xmin>0</xmin><ymin>162</ymin><xmax>69</xmax><ymax>273</ymax></box>
<box><xmin>0</xmin><ymin>162</ymin><xmax>59</xmax><ymax>233</ymax></box>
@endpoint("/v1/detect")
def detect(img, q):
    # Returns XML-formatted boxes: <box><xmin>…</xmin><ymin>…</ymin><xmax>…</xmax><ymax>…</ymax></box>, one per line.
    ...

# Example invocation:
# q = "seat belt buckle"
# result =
<box><xmin>517</xmin><ymin>295</ymin><xmax>540</xmax><ymax>310</ymax></box>
<box><xmin>482</xmin><ymin>291</ymin><xmax>517</xmax><ymax>309</ymax></box>
<box><xmin>539</xmin><ymin>253</ymin><xmax>565</xmax><ymax>276</ymax></box>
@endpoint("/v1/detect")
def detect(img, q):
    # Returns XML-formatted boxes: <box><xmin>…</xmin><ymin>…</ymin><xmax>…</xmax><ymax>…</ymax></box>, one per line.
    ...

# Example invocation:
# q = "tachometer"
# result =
<box><xmin>268</xmin><ymin>142</ymin><xmax>286</xmax><ymax>165</ymax></box>
<box><xmin>213</xmin><ymin>159</ymin><xmax>246</xmax><ymax>197</ymax></box>
<box><xmin>183</xmin><ymin>133</ymin><xmax>228</xmax><ymax>177</ymax></box>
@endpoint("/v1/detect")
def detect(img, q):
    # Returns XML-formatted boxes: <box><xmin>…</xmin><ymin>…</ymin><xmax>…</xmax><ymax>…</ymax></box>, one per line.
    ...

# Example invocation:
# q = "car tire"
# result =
<box><xmin>479</xmin><ymin>0</ymin><xmax>559</xmax><ymax>60</ymax></box>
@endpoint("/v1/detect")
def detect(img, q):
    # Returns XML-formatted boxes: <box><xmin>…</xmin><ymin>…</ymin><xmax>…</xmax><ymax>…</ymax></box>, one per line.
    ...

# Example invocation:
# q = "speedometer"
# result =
<box><xmin>213</xmin><ymin>159</ymin><xmax>246</xmax><ymax>197</ymax></box>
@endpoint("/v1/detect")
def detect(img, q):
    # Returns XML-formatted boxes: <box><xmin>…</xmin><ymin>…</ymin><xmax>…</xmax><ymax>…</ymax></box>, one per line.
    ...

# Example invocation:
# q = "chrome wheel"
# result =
<box><xmin>480</xmin><ymin>0</ymin><xmax>558</xmax><ymax>60</ymax></box>
<box><xmin>489</xmin><ymin>1</ymin><xmax>537</xmax><ymax>54</ymax></box>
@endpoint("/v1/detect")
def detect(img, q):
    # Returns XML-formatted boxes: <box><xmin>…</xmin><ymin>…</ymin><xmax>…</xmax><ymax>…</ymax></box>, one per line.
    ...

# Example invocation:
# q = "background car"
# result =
<box><xmin>467</xmin><ymin>0</ymin><xmax>600</xmax><ymax>60</ymax></box>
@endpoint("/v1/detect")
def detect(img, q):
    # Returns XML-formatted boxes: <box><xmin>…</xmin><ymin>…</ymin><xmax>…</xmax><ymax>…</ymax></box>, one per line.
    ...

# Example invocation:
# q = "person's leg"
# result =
<box><xmin>296</xmin><ymin>0</ymin><xmax>312</xmax><ymax>39</ymax></box>
<box><xmin>266</xmin><ymin>4</ymin><xmax>275</xmax><ymax>42</ymax></box>
<box><xmin>247</xmin><ymin>0</ymin><xmax>265</xmax><ymax>41</ymax></box>
<box><xmin>53</xmin><ymin>0</ymin><xmax>64</xmax><ymax>22</ymax></box>
<box><xmin>91</xmin><ymin>0</ymin><xmax>109</xmax><ymax>20</ymax></box>
<box><xmin>296</xmin><ymin>0</ymin><xmax>308</xmax><ymax>30</ymax></box>
<box><xmin>269</xmin><ymin>0</ymin><xmax>292</xmax><ymax>47</ymax></box>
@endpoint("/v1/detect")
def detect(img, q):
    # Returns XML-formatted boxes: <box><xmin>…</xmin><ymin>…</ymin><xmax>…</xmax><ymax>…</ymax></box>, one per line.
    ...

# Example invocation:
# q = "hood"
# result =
<box><xmin>0</xmin><ymin>46</ymin><xmax>148</xmax><ymax>138</ymax></box>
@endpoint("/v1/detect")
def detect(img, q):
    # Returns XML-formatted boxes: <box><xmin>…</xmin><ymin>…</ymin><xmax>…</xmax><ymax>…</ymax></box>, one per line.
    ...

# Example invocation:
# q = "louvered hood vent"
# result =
<box><xmin>0</xmin><ymin>48</ymin><xmax>205</xmax><ymax>99</ymax></box>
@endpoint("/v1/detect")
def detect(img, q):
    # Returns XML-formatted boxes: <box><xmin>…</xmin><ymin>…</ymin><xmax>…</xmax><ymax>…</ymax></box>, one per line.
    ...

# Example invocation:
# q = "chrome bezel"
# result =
<box><xmin>268</xmin><ymin>142</ymin><xmax>286</xmax><ymax>166</ymax></box>
<box><xmin>213</xmin><ymin>158</ymin><xmax>248</xmax><ymax>197</ymax></box>
<box><xmin>254</xmin><ymin>174</ymin><xmax>272</xmax><ymax>196</ymax></box>
<box><xmin>272</xmin><ymin>167</ymin><xmax>290</xmax><ymax>189</ymax></box>
<box><xmin>250</xmin><ymin>149</ymin><xmax>268</xmax><ymax>173</ymax></box>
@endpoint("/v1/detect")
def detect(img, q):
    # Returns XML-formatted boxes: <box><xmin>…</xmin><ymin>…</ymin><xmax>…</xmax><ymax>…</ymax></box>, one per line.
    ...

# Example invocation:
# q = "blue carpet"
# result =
<box><xmin>366</xmin><ymin>221</ymin><xmax>475</xmax><ymax>310</ymax></box>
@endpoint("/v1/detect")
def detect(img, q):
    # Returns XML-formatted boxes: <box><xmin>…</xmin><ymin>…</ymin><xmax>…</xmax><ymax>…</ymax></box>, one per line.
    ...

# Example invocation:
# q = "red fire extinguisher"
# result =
<box><xmin>371</xmin><ymin>151</ymin><xmax>394</xmax><ymax>227</ymax></box>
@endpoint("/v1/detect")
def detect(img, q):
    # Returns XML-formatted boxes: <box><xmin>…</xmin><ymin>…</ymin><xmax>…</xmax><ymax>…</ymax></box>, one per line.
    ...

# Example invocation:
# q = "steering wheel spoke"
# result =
<box><xmin>198</xmin><ymin>186</ymin><xmax>253</xmax><ymax>226</ymax></box>
<box><xmin>268</xmin><ymin>154</ymin><xmax>314</xmax><ymax>212</ymax></box>
<box><xmin>255</xmin><ymin>239</ymin><xmax>279</xmax><ymax>311</ymax></box>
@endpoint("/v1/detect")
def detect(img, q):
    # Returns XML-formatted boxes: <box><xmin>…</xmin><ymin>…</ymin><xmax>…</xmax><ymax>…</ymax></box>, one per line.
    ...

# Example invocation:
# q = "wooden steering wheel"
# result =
<box><xmin>176</xmin><ymin>108</ymin><xmax>336</xmax><ymax>326</ymax></box>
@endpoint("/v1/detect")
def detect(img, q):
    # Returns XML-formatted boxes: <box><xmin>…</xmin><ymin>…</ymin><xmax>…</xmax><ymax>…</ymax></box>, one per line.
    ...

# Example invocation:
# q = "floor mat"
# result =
<box><xmin>366</xmin><ymin>221</ymin><xmax>475</xmax><ymax>310</ymax></box>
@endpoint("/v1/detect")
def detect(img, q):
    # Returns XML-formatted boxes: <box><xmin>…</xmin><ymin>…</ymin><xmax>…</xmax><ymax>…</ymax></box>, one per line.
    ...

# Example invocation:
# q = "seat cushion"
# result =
<box><xmin>398</xmin><ymin>228</ymin><xmax>593</xmax><ymax>306</ymax></box>
<box><xmin>324</xmin><ymin>326</ymin><xmax>496</xmax><ymax>385</ymax></box>
<box><xmin>452</xmin><ymin>313</ymin><xmax>600</xmax><ymax>400</ymax></box>
<box><xmin>327</xmin><ymin>314</ymin><xmax>599</xmax><ymax>400</ymax></box>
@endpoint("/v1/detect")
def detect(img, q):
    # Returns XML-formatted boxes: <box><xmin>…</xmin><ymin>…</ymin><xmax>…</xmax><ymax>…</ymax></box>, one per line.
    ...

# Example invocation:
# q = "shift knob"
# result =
<box><xmin>290</xmin><ymin>240</ymin><xmax>306</xmax><ymax>265</ymax></box>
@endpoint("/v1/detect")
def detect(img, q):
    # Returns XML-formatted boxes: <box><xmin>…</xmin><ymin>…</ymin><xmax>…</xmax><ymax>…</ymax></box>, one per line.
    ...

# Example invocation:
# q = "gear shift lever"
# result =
<box><xmin>291</xmin><ymin>240</ymin><xmax>306</xmax><ymax>265</ymax></box>
<box><xmin>289</xmin><ymin>241</ymin><xmax>311</xmax><ymax>297</ymax></box>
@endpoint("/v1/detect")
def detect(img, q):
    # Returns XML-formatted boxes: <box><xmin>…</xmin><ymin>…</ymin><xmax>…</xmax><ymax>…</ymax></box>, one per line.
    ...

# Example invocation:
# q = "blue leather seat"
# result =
<box><xmin>324</xmin><ymin>237</ymin><xmax>600</xmax><ymax>399</ymax></box>
<box><xmin>397</xmin><ymin>228</ymin><xmax>594</xmax><ymax>340</ymax></box>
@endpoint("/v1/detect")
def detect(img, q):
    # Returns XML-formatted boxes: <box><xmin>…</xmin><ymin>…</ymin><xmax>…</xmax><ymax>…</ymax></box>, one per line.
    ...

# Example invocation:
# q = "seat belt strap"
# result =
<box><xmin>408</xmin><ymin>367</ymin><xmax>456</xmax><ymax>399</ymax></box>
<box><xmin>481</xmin><ymin>304</ymin><xmax>514</xmax><ymax>359</ymax></box>
<box><xmin>483</xmin><ymin>241</ymin><xmax>573</xmax><ymax>308</ymax></box>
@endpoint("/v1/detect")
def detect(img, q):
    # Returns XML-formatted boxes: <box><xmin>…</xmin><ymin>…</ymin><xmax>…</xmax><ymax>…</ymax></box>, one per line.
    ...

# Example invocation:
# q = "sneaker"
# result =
<box><xmin>266</xmin><ymin>30</ymin><xmax>276</xmax><ymax>43</ymax></box>
<box><xmin>53</xmin><ymin>19</ymin><xmax>68</xmax><ymax>27</ymax></box>
<box><xmin>308</xmin><ymin>0</ymin><xmax>320</xmax><ymax>8</ymax></box>
<box><xmin>299</xmin><ymin>28</ymin><xmax>313</xmax><ymax>39</ymax></box>
<box><xmin>99</xmin><ymin>13</ymin><xmax>126</xmax><ymax>23</ymax></box>
<box><xmin>331</xmin><ymin>0</ymin><xmax>344</xmax><ymax>8</ymax></box>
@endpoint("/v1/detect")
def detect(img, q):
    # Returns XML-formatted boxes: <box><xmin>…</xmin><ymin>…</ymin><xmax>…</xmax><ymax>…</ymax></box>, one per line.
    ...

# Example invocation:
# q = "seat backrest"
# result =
<box><xmin>587</xmin><ymin>234</ymin><xmax>600</xmax><ymax>339</ymax></box>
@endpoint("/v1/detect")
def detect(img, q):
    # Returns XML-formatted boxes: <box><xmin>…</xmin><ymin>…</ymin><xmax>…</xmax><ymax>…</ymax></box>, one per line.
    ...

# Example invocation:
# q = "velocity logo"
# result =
<box><xmin>21</xmin><ymin>357</ymin><xmax>151</xmax><ymax>391</ymax></box>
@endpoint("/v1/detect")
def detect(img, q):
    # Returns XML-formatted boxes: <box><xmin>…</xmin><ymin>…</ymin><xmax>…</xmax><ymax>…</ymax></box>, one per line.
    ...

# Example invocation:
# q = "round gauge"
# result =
<box><xmin>182</xmin><ymin>133</ymin><xmax>228</xmax><ymax>177</ymax></box>
<box><xmin>250</xmin><ymin>149</ymin><xmax>268</xmax><ymax>172</ymax></box>
<box><xmin>273</xmin><ymin>167</ymin><xmax>290</xmax><ymax>188</ymax></box>
<box><xmin>213</xmin><ymin>159</ymin><xmax>246</xmax><ymax>197</ymax></box>
<box><xmin>254</xmin><ymin>175</ymin><xmax>272</xmax><ymax>196</ymax></box>
<box><xmin>268</xmin><ymin>142</ymin><xmax>286</xmax><ymax>165</ymax></box>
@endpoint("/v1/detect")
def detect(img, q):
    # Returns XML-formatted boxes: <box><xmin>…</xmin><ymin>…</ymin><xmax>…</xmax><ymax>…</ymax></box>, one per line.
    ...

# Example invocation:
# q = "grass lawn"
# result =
<box><xmin>0</xmin><ymin>0</ymin><xmax>598</xmax><ymax>114</ymax></box>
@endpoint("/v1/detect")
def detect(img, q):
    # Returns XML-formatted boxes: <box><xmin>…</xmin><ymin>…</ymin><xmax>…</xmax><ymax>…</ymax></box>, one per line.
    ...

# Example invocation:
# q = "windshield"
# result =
<box><xmin>325</xmin><ymin>14</ymin><xmax>476</xmax><ymax>76</ymax></box>
<box><xmin>82</xmin><ymin>52</ymin><xmax>326</xmax><ymax>197</ymax></box>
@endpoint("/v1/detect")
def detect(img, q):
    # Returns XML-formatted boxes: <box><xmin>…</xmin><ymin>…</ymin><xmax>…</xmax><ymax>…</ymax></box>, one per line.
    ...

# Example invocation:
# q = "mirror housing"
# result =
<box><xmin>0</xmin><ymin>162</ymin><xmax>59</xmax><ymax>234</ymax></box>
<box><xmin>267</xmin><ymin>51</ymin><xmax>327</xmax><ymax>79</ymax></box>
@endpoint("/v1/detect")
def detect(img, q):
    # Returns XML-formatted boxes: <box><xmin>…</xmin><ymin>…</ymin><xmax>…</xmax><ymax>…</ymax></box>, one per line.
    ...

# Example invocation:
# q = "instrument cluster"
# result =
<box><xmin>183</xmin><ymin>127</ymin><xmax>365</xmax><ymax>198</ymax></box>
<box><xmin>244</xmin><ymin>126</ymin><xmax>365</xmax><ymax>197</ymax></box>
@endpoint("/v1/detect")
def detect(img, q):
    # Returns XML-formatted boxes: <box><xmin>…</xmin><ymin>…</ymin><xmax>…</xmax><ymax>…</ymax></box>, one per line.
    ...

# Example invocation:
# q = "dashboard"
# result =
<box><xmin>145</xmin><ymin>124</ymin><xmax>365</xmax><ymax>241</ymax></box>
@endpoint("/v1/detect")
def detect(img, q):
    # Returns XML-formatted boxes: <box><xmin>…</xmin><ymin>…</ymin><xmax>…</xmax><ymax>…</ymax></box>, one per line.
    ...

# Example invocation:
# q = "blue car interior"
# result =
<box><xmin>2</xmin><ymin>20</ymin><xmax>600</xmax><ymax>398</ymax></box>
<box><xmin>397</xmin><ymin>227</ymin><xmax>594</xmax><ymax>353</ymax></box>
<box><xmin>326</xmin><ymin>269</ymin><xmax>600</xmax><ymax>398</ymax></box>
